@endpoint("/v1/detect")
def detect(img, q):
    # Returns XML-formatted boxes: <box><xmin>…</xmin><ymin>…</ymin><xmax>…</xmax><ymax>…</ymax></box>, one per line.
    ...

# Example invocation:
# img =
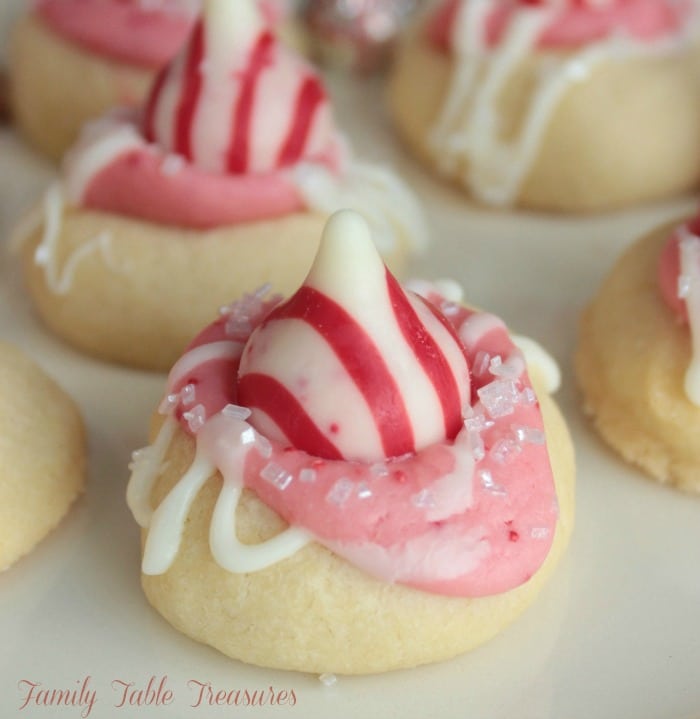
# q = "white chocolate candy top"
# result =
<box><xmin>238</xmin><ymin>211</ymin><xmax>470</xmax><ymax>462</ymax></box>
<box><xmin>143</xmin><ymin>0</ymin><xmax>336</xmax><ymax>175</ymax></box>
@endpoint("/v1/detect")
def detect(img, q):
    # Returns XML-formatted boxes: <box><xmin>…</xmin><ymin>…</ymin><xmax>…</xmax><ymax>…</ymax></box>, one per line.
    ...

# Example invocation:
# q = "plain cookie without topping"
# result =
<box><xmin>0</xmin><ymin>343</ymin><xmax>86</xmax><ymax>570</ymax></box>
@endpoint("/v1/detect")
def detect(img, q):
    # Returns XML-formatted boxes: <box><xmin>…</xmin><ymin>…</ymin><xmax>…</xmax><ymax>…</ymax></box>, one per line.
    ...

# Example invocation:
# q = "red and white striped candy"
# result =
<box><xmin>237</xmin><ymin>210</ymin><xmax>471</xmax><ymax>463</ymax></box>
<box><xmin>143</xmin><ymin>0</ymin><xmax>336</xmax><ymax>175</ymax></box>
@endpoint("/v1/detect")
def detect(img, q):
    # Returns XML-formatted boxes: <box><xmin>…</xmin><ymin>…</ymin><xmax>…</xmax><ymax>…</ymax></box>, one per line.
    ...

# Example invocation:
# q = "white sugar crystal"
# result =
<box><xmin>239</xmin><ymin>427</ymin><xmax>257</xmax><ymax>446</ymax></box>
<box><xmin>181</xmin><ymin>383</ymin><xmax>196</xmax><ymax>407</ymax></box>
<box><xmin>531</xmin><ymin>527</ymin><xmax>550</xmax><ymax>540</ymax></box>
<box><xmin>357</xmin><ymin>482</ymin><xmax>373</xmax><ymax>500</ymax></box>
<box><xmin>519</xmin><ymin>387</ymin><xmax>537</xmax><ymax>406</ymax></box>
<box><xmin>464</xmin><ymin>411</ymin><xmax>494</xmax><ymax>433</ymax></box>
<box><xmin>182</xmin><ymin>404</ymin><xmax>206</xmax><ymax>433</ymax></box>
<box><xmin>299</xmin><ymin>468</ymin><xmax>317</xmax><ymax>483</ymax></box>
<box><xmin>468</xmin><ymin>431</ymin><xmax>485</xmax><ymax>461</ymax></box>
<box><xmin>411</xmin><ymin>488</ymin><xmax>435</xmax><ymax>509</ymax></box>
<box><xmin>222</xmin><ymin>404</ymin><xmax>252</xmax><ymax>421</ymax></box>
<box><xmin>319</xmin><ymin>674</ymin><xmax>337</xmax><ymax>687</ymax></box>
<box><xmin>473</xmin><ymin>350</ymin><xmax>491</xmax><ymax>377</ymax></box>
<box><xmin>370</xmin><ymin>463</ymin><xmax>389</xmax><ymax>477</ymax></box>
<box><xmin>478</xmin><ymin>469</ymin><xmax>507</xmax><ymax>496</ymax></box>
<box><xmin>225</xmin><ymin>315</ymin><xmax>253</xmax><ymax>339</ymax></box>
<box><xmin>490</xmin><ymin>437</ymin><xmax>522</xmax><ymax>464</ymax></box>
<box><xmin>512</xmin><ymin>424</ymin><xmax>545</xmax><ymax>445</ymax></box>
<box><xmin>326</xmin><ymin>477</ymin><xmax>354</xmax><ymax>506</ymax></box>
<box><xmin>490</xmin><ymin>354</ymin><xmax>525</xmax><ymax>380</ymax></box>
<box><xmin>478</xmin><ymin>380</ymin><xmax>519</xmax><ymax>418</ymax></box>
<box><xmin>260</xmin><ymin>462</ymin><xmax>293</xmax><ymax>491</ymax></box>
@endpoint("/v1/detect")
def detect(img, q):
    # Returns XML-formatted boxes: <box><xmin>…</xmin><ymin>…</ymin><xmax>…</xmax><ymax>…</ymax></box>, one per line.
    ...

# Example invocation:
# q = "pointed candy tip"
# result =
<box><xmin>305</xmin><ymin>209</ymin><xmax>387</xmax><ymax>292</ymax></box>
<box><xmin>321</xmin><ymin>210</ymin><xmax>376</xmax><ymax>253</ymax></box>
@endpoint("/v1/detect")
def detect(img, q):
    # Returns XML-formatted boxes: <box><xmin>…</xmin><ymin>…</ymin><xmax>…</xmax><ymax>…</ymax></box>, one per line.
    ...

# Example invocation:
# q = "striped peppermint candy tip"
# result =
<box><xmin>237</xmin><ymin>210</ymin><xmax>471</xmax><ymax>463</ymax></box>
<box><xmin>142</xmin><ymin>0</ymin><xmax>336</xmax><ymax>176</ymax></box>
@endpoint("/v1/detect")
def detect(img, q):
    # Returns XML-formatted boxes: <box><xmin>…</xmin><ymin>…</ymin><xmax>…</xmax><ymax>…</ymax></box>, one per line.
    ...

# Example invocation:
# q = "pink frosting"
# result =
<box><xmin>82</xmin><ymin>144</ymin><xmax>307</xmax><ymax>229</ymax></box>
<box><xmin>658</xmin><ymin>215</ymin><xmax>700</xmax><ymax>322</ymax></box>
<box><xmin>428</xmin><ymin>0</ymin><xmax>691</xmax><ymax>51</ymax></box>
<box><xmin>162</xmin><ymin>286</ymin><xmax>558</xmax><ymax>598</ymax></box>
<box><xmin>34</xmin><ymin>0</ymin><xmax>292</xmax><ymax>68</ymax></box>
<box><xmin>35</xmin><ymin>0</ymin><xmax>198</xmax><ymax>68</ymax></box>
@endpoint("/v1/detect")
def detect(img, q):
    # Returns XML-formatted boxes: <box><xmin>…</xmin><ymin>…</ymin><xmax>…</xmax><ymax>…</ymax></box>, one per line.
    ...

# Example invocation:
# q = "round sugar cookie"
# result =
<box><xmin>20</xmin><ymin>208</ymin><xmax>410</xmax><ymax>372</ymax></box>
<box><xmin>576</xmin><ymin>221</ymin><xmax>700</xmax><ymax>492</ymax></box>
<box><xmin>388</xmin><ymin>22</ymin><xmax>700</xmax><ymax>212</ymax></box>
<box><xmin>139</xmin><ymin>377</ymin><xmax>574</xmax><ymax>675</ymax></box>
<box><xmin>9</xmin><ymin>14</ymin><xmax>153</xmax><ymax>162</ymax></box>
<box><xmin>0</xmin><ymin>343</ymin><xmax>86</xmax><ymax>570</ymax></box>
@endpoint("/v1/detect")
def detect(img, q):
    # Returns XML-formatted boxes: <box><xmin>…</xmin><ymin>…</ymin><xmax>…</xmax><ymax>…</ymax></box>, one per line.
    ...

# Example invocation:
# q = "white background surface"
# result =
<box><xmin>1</xmin><ymin>63</ymin><xmax>700</xmax><ymax>719</ymax></box>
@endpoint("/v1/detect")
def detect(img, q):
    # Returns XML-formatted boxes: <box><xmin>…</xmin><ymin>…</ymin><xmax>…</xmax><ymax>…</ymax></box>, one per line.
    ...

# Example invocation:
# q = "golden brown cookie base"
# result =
<box><xmin>575</xmin><ymin>221</ymin><xmax>700</xmax><ymax>492</ymax></box>
<box><xmin>388</xmin><ymin>29</ymin><xmax>700</xmax><ymax>212</ymax></box>
<box><xmin>9</xmin><ymin>14</ymin><xmax>153</xmax><ymax>162</ymax></box>
<box><xmin>21</xmin><ymin>207</ymin><xmax>410</xmax><ymax>372</ymax></box>
<box><xmin>0</xmin><ymin>343</ymin><xmax>86</xmax><ymax>570</ymax></box>
<box><xmin>140</xmin><ymin>380</ymin><xmax>574</xmax><ymax>674</ymax></box>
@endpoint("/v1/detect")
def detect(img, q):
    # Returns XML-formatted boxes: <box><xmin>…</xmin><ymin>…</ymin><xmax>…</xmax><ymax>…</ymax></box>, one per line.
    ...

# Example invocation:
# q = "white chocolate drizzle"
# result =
<box><xmin>210</xmin><ymin>482</ymin><xmax>309</xmax><ymax>573</ymax></box>
<box><xmin>142</xmin><ymin>451</ymin><xmax>215</xmax><ymax>575</ymax></box>
<box><xmin>432</xmin><ymin>2</ymin><xmax>695</xmax><ymax>205</ymax></box>
<box><xmin>678</xmin><ymin>229</ymin><xmax>700</xmax><ymax>405</ymax></box>
<box><xmin>290</xmin><ymin>153</ymin><xmax>428</xmax><ymax>255</ymax></box>
<box><xmin>29</xmin><ymin>184</ymin><xmax>122</xmax><ymax>295</ymax></box>
<box><xmin>511</xmin><ymin>334</ymin><xmax>561</xmax><ymax>393</ymax></box>
<box><xmin>127</xmin><ymin>409</ymin><xmax>312</xmax><ymax>577</ymax></box>
<box><xmin>127</xmin><ymin>416</ymin><xmax>178</xmax><ymax>528</ymax></box>
<box><xmin>64</xmin><ymin>112</ymin><xmax>144</xmax><ymax>205</ymax></box>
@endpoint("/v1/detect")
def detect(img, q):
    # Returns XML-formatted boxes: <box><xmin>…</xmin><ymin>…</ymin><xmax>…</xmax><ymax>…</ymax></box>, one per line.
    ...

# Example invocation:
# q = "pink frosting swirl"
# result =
<box><xmin>159</xmin><ymin>212</ymin><xmax>558</xmax><ymax>597</ymax></box>
<box><xmin>35</xmin><ymin>0</ymin><xmax>293</xmax><ymax>68</ymax></box>
<box><xmin>428</xmin><ymin>0</ymin><xmax>692</xmax><ymax>51</ymax></box>
<box><xmin>35</xmin><ymin>0</ymin><xmax>199</xmax><ymax>68</ymax></box>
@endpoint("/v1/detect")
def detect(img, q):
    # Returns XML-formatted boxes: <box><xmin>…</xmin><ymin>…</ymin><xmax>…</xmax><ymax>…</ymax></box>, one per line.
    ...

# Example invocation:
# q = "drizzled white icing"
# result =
<box><xmin>432</xmin><ymin>1</ymin><xmax>696</xmax><ymax>205</ymax></box>
<box><xmin>18</xmin><ymin>184</ymin><xmax>123</xmax><ymax>295</ymax></box>
<box><xmin>511</xmin><ymin>334</ymin><xmax>561</xmax><ymax>393</ymax></box>
<box><xmin>678</xmin><ymin>229</ymin><xmax>700</xmax><ymax>405</ymax></box>
<box><xmin>134</xmin><ymin>411</ymin><xmax>311</xmax><ymax>576</ymax></box>
<box><xmin>291</xmin><ymin>157</ymin><xmax>429</xmax><ymax>254</ymax></box>
<box><xmin>63</xmin><ymin>112</ymin><xmax>144</xmax><ymax>205</ymax></box>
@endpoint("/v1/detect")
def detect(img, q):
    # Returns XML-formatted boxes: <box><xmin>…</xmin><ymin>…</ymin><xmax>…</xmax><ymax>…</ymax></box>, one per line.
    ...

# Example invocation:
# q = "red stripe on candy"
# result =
<box><xmin>226</xmin><ymin>31</ymin><xmax>275</xmax><ymax>174</ymax></box>
<box><xmin>386</xmin><ymin>271</ymin><xmax>464</xmax><ymax>440</ymax></box>
<box><xmin>143</xmin><ymin>66</ymin><xmax>169</xmax><ymax>143</ymax></box>
<box><xmin>265</xmin><ymin>287</ymin><xmax>416</xmax><ymax>458</ymax></box>
<box><xmin>238</xmin><ymin>373</ymin><xmax>343</xmax><ymax>460</ymax></box>
<box><xmin>276</xmin><ymin>75</ymin><xmax>326</xmax><ymax>168</ymax></box>
<box><xmin>173</xmin><ymin>20</ymin><xmax>205</xmax><ymax>159</ymax></box>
